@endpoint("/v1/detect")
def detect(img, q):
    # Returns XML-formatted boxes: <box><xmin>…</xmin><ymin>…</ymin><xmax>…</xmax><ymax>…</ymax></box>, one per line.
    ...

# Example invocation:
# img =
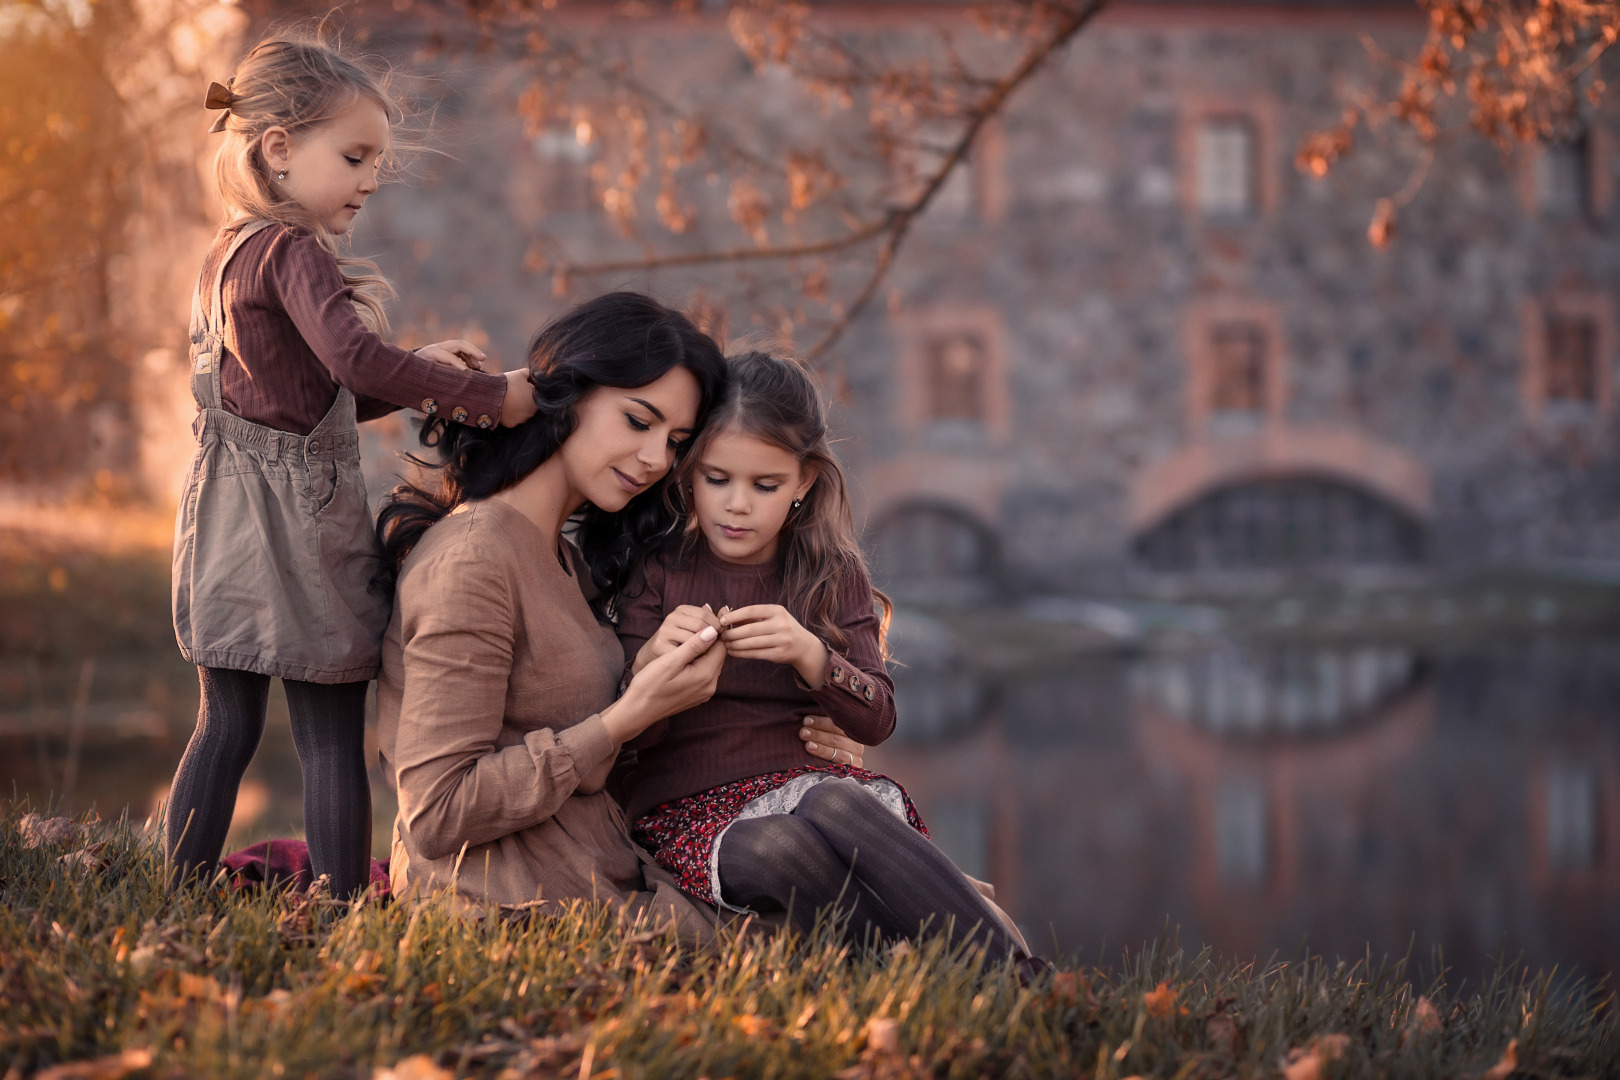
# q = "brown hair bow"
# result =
<box><xmin>205</xmin><ymin>80</ymin><xmax>235</xmax><ymax>133</ymax></box>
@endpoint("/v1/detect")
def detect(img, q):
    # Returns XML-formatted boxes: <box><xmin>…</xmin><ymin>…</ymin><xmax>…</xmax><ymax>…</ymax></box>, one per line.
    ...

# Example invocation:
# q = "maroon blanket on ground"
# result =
<box><xmin>221</xmin><ymin>840</ymin><xmax>390</xmax><ymax>898</ymax></box>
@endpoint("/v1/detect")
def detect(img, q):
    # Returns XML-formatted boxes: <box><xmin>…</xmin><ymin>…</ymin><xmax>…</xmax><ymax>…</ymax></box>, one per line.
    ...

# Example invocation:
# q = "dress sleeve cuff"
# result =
<box><xmin>558</xmin><ymin>714</ymin><xmax>615</xmax><ymax>780</ymax></box>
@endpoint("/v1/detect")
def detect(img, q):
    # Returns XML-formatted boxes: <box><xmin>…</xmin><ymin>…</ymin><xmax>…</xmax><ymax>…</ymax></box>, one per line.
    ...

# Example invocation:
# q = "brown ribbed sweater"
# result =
<box><xmin>199</xmin><ymin>222</ymin><xmax>507</xmax><ymax>435</ymax></box>
<box><xmin>613</xmin><ymin>543</ymin><xmax>896</xmax><ymax>822</ymax></box>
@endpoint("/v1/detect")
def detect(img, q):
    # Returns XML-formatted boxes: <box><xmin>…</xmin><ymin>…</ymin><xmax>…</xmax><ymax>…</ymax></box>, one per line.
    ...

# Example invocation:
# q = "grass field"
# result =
<box><xmin>2</xmin><ymin>807</ymin><xmax>1613</xmax><ymax>1080</ymax></box>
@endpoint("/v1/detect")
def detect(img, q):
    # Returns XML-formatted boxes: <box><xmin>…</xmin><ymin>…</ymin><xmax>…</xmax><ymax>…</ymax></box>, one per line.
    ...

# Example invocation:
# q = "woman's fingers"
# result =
<box><xmin>800</xmin><ymin>717</ymin><xmax>866</xmax><ymax>767</ymax></box>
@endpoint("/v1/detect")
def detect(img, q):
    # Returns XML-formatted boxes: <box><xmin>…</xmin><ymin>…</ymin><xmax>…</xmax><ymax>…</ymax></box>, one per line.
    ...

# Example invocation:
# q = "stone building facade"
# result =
<box><xmin>318</xmin><ymin>0</ymin><xmax>1620</xmax><ymax>596</ymax></box>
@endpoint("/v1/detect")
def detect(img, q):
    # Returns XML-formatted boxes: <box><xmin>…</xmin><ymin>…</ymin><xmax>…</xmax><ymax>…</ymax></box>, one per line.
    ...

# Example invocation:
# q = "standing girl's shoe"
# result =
<box><xmin>166</xmin><ymin>33</ymin><xmax>537</xmax><ymax>898</ymax></box>
<box><xmin>614</xmin><ymin>350</ymin><xmax>1034</xmax><ymax>965</ymax></box>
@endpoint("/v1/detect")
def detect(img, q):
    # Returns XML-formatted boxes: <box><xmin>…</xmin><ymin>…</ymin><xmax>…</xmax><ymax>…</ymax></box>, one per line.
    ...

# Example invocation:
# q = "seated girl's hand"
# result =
<box><xmin>415</xmin><ymin>339</ymin><xmax>488</xmax><ymax>371</ymax></box>
<box><xmin>634</xmin><ymin>604</ymin><xmax>723</xmax><ymax>673</ymax></box>
<box><xmin>800</xmin><ymin>716</ymin><xmax>865</xmax><ymax>768</ymax></box>
<box><xmin>719</xmin><ymin>604</ymin><xmax>829</xmax><ymax>686</ymax></box>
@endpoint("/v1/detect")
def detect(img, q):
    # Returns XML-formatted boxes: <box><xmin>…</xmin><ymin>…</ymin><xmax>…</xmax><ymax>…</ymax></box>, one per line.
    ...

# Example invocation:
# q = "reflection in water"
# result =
<box><xmin>1135</xmin><ymin>645</ymin><xmax>1419</xmax><ymax>736</ymax></box>
<box><xmin>868</xmin><ymin>636</ymin><xmax>1620</xmax><ymax>981</ymax></box>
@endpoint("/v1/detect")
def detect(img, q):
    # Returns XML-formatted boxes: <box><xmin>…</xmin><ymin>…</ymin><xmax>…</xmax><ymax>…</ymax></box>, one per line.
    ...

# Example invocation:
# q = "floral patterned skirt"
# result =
<box><xmin>631</xmin><ymin>764</ymin><xmax>929</xmax><ymax>908</ymax></box>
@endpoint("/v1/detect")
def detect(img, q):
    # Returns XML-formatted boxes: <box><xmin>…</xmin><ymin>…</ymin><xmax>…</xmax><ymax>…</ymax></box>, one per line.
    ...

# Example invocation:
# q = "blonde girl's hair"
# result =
<box><xmin>210</xmin><ymin>31</ymin><xmax>398</xmax><ymax>332</ymax></box>
<box><xmin>678</xmin><ymin>349</ymin><xmax>892</xmax><ymax>659</ymax></box>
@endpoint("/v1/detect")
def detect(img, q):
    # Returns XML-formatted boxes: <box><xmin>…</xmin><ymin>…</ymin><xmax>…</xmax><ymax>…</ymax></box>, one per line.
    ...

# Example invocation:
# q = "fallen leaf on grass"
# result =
<box><xmin>373</xmin><ymin>1054</ymin><xmax>453</xmax><ymax>1080</ymax></box>
<box><xmin>33</xmin><ymin>1048</ymin><xmax>153</xmax><ymax>1080</ymax></box>
<box><xmin>1281</xmin><ymin>1034</ymin><xmax>1351</xmax><ymax>1080</ymax></box>
<box><xmin>58</xmin><ymin>842</ymin><xmax>111</xmax><ymax>872</ymax></box>
<box><xmin>1480</xmin><ymin>1038</ymin><xmax>1517</xmax><ymax>1080</ymax></box>
<box><xmin>1409</xmin><ymin>995</ymin><xmax>1443</xmax><ymax>1039</ymax></box>
<box><xmin>1051</xmin><ymin>970</ymin><xmax>1094</xmax><ymax>1009</ymax></box>
<box><xmin>1205</xmin><ymin>1011</ymin><xmax>1244</xmax><ymax>1057</ymax></box>
<box><xmin>176</xmin><ymin>973</ymin><xmax>222</xmax><ymax>1002</ymax></box>
<box><xmin>1143</xmin><ymin>982</ymin><xmax>1187</xmax><ymax>1018</ymax></box>
<box><xmin>864</xmin><ymin>1018</ymin><xmax>900</xmax><ymax>1054</ymax></box>
<box><xmin>19</xmin><ymin>814</ymin><xmax>80</xmax><ymax>849</ymax></box>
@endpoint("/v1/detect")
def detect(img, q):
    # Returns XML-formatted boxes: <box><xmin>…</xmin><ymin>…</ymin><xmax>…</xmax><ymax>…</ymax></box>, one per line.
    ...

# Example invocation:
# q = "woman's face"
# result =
<box><xmin>557</xmin><ymin>365</ymin><xmax>702</xmax><ymax>512</ymax></box>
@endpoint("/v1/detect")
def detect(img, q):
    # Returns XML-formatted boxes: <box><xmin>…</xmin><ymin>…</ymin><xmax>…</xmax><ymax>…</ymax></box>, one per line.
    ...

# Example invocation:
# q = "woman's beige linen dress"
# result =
<box><xmin>376</xmin><ymin>498</ymin><xmax>717</xmax><ymax>940</ymax></box>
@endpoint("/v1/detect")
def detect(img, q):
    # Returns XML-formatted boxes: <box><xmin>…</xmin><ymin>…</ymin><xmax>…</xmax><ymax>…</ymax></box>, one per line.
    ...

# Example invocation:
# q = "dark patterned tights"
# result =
<box><xmin>716</xmin><ymin>778</ymin><xmax>1027</xmax><ymax>961</ymax></box>
<box><xmin>165</xmin><ymin>666</ymin><xmax>372</xmax><ymax>898</ymax></box>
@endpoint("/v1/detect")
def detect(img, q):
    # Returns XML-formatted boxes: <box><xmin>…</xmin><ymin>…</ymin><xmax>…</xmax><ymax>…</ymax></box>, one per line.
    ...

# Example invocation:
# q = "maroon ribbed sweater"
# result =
<box><xmin>198</xmin><ymin>222</ymin><xmax>507</xmax><ymax>435</ymax></box>
<box><xmin>613</xmin><ymin>543</ymin><xmax>896</xmax><ymax>821</ymax></box>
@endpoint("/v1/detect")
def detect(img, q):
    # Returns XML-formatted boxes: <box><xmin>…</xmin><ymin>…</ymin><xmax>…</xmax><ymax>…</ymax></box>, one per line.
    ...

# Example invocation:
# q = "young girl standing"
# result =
<box><xmin>166</xmin><ymin>35</ymin><xmax>535</xmax><ymax>898</ymax></box>
<box><xmin>615</xmin><ymin>351</ymin><xmax>1031</xmax><ymax>963</ymax></box>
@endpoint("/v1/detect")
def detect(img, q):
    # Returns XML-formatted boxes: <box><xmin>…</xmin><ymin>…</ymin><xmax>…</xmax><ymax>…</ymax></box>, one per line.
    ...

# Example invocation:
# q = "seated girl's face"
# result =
<box><xmin>557</xmin><ymin>366</ymin><xmax>702</xmax><ymax>512</ymax></box>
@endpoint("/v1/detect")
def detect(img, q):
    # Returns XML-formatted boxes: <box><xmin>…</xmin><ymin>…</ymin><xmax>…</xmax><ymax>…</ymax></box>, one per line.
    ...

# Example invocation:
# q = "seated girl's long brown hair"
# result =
<box><xmin>678</xmin><ymin>350</ymin><xmax>892</xmax><ymax>659</ymax></box>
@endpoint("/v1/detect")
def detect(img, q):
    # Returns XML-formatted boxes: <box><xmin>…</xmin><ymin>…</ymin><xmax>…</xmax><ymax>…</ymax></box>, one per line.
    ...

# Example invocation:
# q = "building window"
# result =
<box><xmin>894</xmin><ymin>306</ymin><xmax>1009</xmax><ymax>441</ymax></box>
<box><xmin>1133</xmin><ymin>477</ymin><xmax>1428</xmax><ymax>573</ymax></box>
<box><xmin>924</xmin><ymin>333</ymin><xmax>987</xmax><ymax>421</ymax></box>
<box><xmin>869</xmin><ymin>502</ymin><xmax>998</xmax><ymax>604</ymax></box>
<box><xmin>1535</xmin><ymin>136</ymin><xmax>1590</xmax><ymax>217</ymax></box>
<box><xmin>531</xmin><ymin>130</ymin><xmax>595</xmax><ymax>213</ymax></box>
<box><xmin>1196</xmin><ymin>117</ymin><xmax>1256</xmax><ymax>218</ymax></box>
<box><xmin>1208</xmin><ymin>321</ymin><xmax>1267</xmax><ymax>416</ymax></box>
<box><xmin>900</xmin><ymin>119</ymin><xmax>1005</xmax><ymax>221</ymax></box>
<box><xmin>1545</xmin><ymin>760</ymin><xmax>1598</xmax><ymax>872</ymax></box>
<box><xmin>1186</xmin><ymin>300</ymin><xmax>1282</xmax><ymax>438</ymax></box>
<box><xmin>1523</xmin><ymin>297</ymin><xmax>1613</xmax><ymax>423</ymax></box>
<box><xmin>1545</xmin><ymin>314</ymin><xmax>1598</xmax><ymax>403</ymax></box>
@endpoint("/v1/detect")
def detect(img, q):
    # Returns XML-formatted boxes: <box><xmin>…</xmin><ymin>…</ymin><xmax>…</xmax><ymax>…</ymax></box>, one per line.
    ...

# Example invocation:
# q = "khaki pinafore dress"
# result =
<box><xmin>171</xmin><ymin>219</ymin><xmax>391</xmax><ymax>684</ymax></box>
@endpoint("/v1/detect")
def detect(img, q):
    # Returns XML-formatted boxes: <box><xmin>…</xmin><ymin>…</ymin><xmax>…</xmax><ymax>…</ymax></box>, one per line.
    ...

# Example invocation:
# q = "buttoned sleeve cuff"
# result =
<box><xmin>556</xmin><ymin>713</ymin><xmax>616</xmax><ymax>782</ymax></box>
<box><xmin>810</xmin><ymin>650</ymin><xmax>880</xmax><ymax>702</ymax></box>
<box><xmin>411</xmin><ymin>365</ymin><xmax>507</xmax><ymax>431</ymax></box>
<box><xmin>798</xmin><ymin>649</ymin><xmax>896</xmax><ymax>748</ymax></box>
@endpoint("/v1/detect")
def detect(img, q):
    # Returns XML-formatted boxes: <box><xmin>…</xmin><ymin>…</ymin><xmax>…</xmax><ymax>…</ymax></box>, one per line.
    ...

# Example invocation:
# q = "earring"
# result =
<box><xmin>276</xmin><ymin>170</ymin><xmax>287</xmax><ymax>181</ymax></box>
<box><xmin>792</xmin><ymin>497</ymin><xmax>803</xmax><ymax>510</ymax></box>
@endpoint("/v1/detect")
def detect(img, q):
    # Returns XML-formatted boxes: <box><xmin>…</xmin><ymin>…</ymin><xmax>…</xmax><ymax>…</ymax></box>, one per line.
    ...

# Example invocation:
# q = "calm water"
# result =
<box><xmin>7</xmin><ymin>598</ymin><xmax>1616</xmax><ymax>983</ymax></box>
<box><xmin>870</xmin><ymin>632</ymin><xmax>1620</xmax><ymax>981</ymax></box>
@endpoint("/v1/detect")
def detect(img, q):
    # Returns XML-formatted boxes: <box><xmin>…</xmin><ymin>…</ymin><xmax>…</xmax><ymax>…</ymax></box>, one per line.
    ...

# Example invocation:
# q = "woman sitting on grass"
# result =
<box><xmin>372</xmin><ymin>293</ymin><xmax>864</xmax><ymax>934</ymax></box>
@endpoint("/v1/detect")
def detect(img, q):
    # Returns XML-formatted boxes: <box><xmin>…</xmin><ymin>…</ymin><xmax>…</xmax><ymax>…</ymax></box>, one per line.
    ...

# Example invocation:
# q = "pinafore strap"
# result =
<box><xmin>189</xmin><ymin>218</ymin><xmax>275</xmax><ymax>414</ymax></box>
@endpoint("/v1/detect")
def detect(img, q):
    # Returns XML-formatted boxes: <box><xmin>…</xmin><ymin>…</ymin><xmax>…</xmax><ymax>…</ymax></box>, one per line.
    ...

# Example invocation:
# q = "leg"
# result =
<box><xmin>165</xmin><ymin>667</ymin><xmax>271</xmax><ymax>886</ymax></box>
<box><xmin>793</xmin><ymin>779</ymin><xmax>1028</xmax><ymax>961</ymax></box>
<box><xmin>717</xmin><ymin>814</ymin><xmax>890</xmax><ymax>944</ymax></box>
<box><xmin>283</xmin><ymin>679</ymin><xmax>373</xmax><ymax>899</ymax></box>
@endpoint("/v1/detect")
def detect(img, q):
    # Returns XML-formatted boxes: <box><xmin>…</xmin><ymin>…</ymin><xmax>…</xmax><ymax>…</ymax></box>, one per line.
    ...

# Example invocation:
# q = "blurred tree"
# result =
<box><xmin>1298</xmin><ymin>0</ymin><xmax>1620</xmax><ymax>246</ymax></box>
<box><xmin>394</xmin><ymin>0</ymin><xmax>1109</xmax><ymax>364</ymax></box>
<box><xmin>0</xmin><ymin>1</ymin><xmax>134</xmax><ymax>483</ymax></box>
<box><xmin>0</xmin><ymin>0</ymin><xmax>240</xmax><ymax>488</ymax></box>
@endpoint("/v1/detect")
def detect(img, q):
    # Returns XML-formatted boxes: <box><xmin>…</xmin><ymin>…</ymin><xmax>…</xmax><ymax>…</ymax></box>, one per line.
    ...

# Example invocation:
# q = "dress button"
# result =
<box><xmin>421</xmin><ymin>398</ymin><xmax>437</xmax><ymax>415</ymax></box>
<box><xmin>451</xmin><ymin>406</ymin><xmax>469</xmax><ymax>423</ymax></box>
<box><xmin>307</xmin><ymin>439</ymin><xmax>321</xmax><ymax>454</ymax></box>
<box><xmin>848</xmin><ymin>676</ymin><xmax>861</xmax><ymax>693</ymax></box>
<box><xmin>831</xmin><ymin>667</ymin><xmax>845</xmax><ymax>684</ymax></box>
<box><xmin>864</xmin><ymin>684</ymin><xmax>875</xmax><ymax>701</ymax></box>
<box><xmin>476</xmin><ymin>414</ymin><xmax>493</xmax><ymax>429</ymax></box>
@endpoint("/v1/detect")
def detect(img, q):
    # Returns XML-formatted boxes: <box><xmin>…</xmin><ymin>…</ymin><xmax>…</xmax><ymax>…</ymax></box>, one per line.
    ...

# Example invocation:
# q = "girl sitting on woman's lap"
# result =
<box><xmin>614</xmin><ymin>350</ymin><xmax>1036</xmax><ymax>966</ymax></box>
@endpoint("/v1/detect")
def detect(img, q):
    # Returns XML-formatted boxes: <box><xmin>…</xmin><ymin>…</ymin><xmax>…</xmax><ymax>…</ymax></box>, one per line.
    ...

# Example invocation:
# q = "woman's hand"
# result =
<box><xmin>500</xmin><ymin>368</ymin><xmax>539</xmax><ymax>427</ymax></box>
<box><xmin>719</xmin><ymin>604</ymin><xmax>829</xmax><ymax>687</ymax></box>
<box><xmin>602</xmin><ymin>624</ymin><xmax>724</xmax><ymax>743</ymax></box>
<box><xmin>633</xmin><ymin>604</ymin><xmax>724</xmax><ymax>674</ymax></box>
<box><xmin>416</xmin><ymin>339</ymin><xmax>488</xmax><ymax>371</ymax></box>
<box><xmin>800</xmin><ymin>716</ymin><xmax>866</xmax><ymax>768</ymax></box>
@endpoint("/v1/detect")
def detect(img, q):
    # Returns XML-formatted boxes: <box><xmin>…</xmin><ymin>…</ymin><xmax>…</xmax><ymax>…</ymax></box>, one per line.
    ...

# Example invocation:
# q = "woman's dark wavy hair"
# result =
<box><xmin>375</xmin><ymin>291</ymin><xmax>726</xmax><ymax>611</ymax></box>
